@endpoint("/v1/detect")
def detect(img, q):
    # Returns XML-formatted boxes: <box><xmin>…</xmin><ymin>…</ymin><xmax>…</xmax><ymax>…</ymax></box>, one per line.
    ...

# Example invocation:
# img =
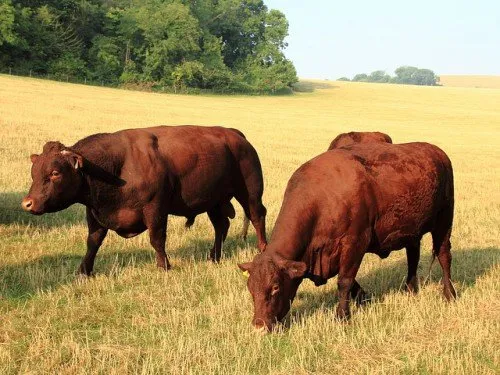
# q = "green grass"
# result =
<box><xmin>0</xmin><ymin>75</ymin><xmax>499</xmax><ymax>374</ymax></box>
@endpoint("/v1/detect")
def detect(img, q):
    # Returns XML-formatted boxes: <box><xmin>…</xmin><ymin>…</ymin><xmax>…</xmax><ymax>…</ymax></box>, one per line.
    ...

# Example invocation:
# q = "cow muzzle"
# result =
<box><xmin>21</xmin><ymin>197</ymin><xmax>43</xmax><ymax>214</ymax></box>
<box><xmin>21</xmin><ymin>197</ymin><xmax>34</xmax><ymax>212</ymax></box>
<box><xmin>252</xmin><ymin>317</ymin><xmax>274</xmax><ymax>332</ymax></box>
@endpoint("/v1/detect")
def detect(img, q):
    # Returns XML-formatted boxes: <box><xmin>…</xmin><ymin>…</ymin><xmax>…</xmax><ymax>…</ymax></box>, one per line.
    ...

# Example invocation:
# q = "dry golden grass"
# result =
<box><xmin>439</xmin><ymin>75</ymin><xmax>500</xmax><ymax>89</ymax></box>
<box><xmin>0</xmin><ymin>75</ymin><xmax>499</xmax><ymax>374</ymax></box>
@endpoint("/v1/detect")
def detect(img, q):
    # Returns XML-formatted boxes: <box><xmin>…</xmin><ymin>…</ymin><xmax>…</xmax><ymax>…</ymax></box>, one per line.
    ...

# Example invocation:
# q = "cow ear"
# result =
<box><xmin>238</xmin><ymin>262</ymin><xmax>253</xmax><ymax>273</ymax></box>
<box><xmin>274</xmin><ymin>255</ymin><xmax>307</xmax><ymax>280</ymax></box>
<box><xmin>61</xmin><ymin>150</ymin><xmax>84</xmax><ymax>170</ymax></box>
<box><xmin>30</xmin><ymin>154</ymin><xmax>39</xmax><ymax>163</ymax></box>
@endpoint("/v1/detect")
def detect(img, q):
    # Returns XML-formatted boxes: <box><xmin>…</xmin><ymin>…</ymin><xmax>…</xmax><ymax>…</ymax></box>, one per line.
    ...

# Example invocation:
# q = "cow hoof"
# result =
<box><xmin>157</xmin><ymin>264</ymin><xmax>171</xmax><ymax>271</ymax></box>
<box><xmin>405</xmin><ymin>284</ymin><xmax>419</xmax><ymax>295</ymax></box>
<box><xmin>336</xmin><ymin>309</ymin><xmax>351</xmax><ymax>322</ymax></box>
<box><xmin>443</xmin><ymin>284</ymin><xmax>457</xmax><ymax>301</ymax></box>
<box><xmin>355</xmin><ymin>290</ymin><xmax>371</xmax><ymax>306</ymax></box>
<box><xmin>74</xmin><ymin>273</ymin><xmax>93</xmax><ymax>283</ymax></box>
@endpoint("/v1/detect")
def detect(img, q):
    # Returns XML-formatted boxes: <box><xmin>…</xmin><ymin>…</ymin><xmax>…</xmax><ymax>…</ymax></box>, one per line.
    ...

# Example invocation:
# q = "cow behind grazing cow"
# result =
<box><xmin>22</xmin><ymin>125</ymin><xmax>267</xmax><ymax>275</ymax></box>
<box><xmin>328</xmin><ymin>131</ymin><xmax>393</xmax><ymax>150</ymax></box>
<box><xmin>239</xmin><ymin>142</ymin><xmax>456</xmax><ymax>331</ymax></box>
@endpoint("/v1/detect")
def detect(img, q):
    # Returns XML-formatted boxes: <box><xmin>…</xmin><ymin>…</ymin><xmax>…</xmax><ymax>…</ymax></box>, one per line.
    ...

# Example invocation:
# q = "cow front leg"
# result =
<box><xmin>405</xmin><ymin>240</ymin><xmax>421</xmax><ymax>294</ymax></box>
<box><xmin>78</xmin><ymin>207</ymin><xmax>108</xmax><ymax>276</ymax></box>
<box><xmin>350</xmin><ymin>280</ymin><xmax>368</xmax><ymax>306</ymax></box>
<box><xmin>208</xmin><ymin>207</ymin><xmax>230</xmax><ymax>262</ymax></box>
<box><xmin>336</xmin><ymin>242</ymin><xmax>365</xmax><ymax>320</ymax></box>
<box><xmin>144</xmin><ymin>206</ymin><xmax>170</xmax><ymax>271</ymax></box>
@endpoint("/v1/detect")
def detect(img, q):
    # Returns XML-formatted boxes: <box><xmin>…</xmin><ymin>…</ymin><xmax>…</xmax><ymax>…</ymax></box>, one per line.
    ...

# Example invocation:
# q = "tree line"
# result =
<box><xmin>338</xmin><ymin>66</ymin><xmax>439</xmax><ymax>86</ymax></box>
<box><xmin>0</xmin><ymin>0</ymin><xmax>298</xmax><ymax>93</ymax></box>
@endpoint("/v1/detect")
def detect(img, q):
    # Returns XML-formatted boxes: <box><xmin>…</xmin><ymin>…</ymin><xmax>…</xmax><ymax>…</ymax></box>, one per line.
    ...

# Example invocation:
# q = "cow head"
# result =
<box><xmin>238</xmin><ymin>252</ymin><xmax>307</xmax><ymax>331</ymax></box>
<box><xmin>22</xmin><ymin>141</ymin><xmax>84</xmax><ymax>215</ymax></box>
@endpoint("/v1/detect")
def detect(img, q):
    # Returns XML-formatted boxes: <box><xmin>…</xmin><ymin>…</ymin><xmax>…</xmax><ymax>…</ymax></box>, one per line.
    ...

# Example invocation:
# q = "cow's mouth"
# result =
<box><xmin>28</xmin><ymin>209</ymin><xmax>44</xmax><ymax>216</ymax></box>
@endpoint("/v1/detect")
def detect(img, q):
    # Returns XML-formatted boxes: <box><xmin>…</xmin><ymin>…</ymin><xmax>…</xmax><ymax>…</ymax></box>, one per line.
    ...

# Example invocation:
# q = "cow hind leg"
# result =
<box><xmin>208</xmin><ymin>207</ymin><xmax>230</xmax><ymax>262</ymax></box>
<box><xmin>431</xmin><ymin>209</ymin><xmax>456</xmax><ymax>301</ymax></box>
<box><xmin>405</xmin><ymin>239</ymin><xmax>421</xmax><ymax>294</ymax></box>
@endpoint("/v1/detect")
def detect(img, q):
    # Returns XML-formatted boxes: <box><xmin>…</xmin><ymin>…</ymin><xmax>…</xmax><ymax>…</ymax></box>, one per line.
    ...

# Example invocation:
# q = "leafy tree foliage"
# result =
<box><xmin>0</xmin><ymin>0</ymin><xmax>15</xmax><ymax>46</ymax></box>
<box><xmin>352</xmin><ymin>73</ymin><xmax>368</xmax><ymax>82</ymax></box>
<box><xmin>0</xmin><ymin>0</ymin><xmax>297</xmax><ymax>93</ymax></box>
<box><xmin>343</xmin><ymin>66</ymin><xmax>439</xmax><ymax>86</ymax></box>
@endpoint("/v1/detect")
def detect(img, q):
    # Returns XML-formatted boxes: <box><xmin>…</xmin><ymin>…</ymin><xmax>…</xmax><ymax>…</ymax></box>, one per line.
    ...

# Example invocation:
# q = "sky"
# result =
<box><xmin>264</xmin><ymin>0</ymin><xmax>500</xmax><ymax>79</ymax></box>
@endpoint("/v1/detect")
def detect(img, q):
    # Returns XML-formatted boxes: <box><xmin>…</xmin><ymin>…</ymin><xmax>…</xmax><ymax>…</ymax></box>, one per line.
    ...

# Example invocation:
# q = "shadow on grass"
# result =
<box><xmin>0</xmin><ymin>191</ymin><xmax>85</xmax><ymax>227</ymax></box>
<box><xmin>0</xmin><ymin>229</ymin><xmax>253</xmax><ymax>301</ymax></box>
<box><xmin>288</xmin><ymin>247</ymin><xmax>500</xmax><ymax>323</ymax></box>
<box><xmin>0</xmin><ymin>248</ymin><xmax>154</xmax><ymax>301</ymax></box>
<box><xmin>174</xmin><ymin>232</ymin><xmax>256</xmax><ymax>261</ymax></box>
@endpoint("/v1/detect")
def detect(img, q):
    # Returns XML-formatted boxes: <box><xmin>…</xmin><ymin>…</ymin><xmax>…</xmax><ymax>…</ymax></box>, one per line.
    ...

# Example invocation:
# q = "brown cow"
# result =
<box><xmin>239</xmin><ymin>142</ymin><xmax>456</xmax><ymax>331</ymax></box>
<box><xmin>22</xmin><ymin>126</ymin><xmax>267</xmax><ymax>275</ymax></box>
<box><xmin>328</xmin><ymin>131</ymin><xmax>392</xmax><ymax>150</ymax></box>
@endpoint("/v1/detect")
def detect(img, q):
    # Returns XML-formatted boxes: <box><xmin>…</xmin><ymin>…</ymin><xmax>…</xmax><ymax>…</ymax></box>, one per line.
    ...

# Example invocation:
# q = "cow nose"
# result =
<box><xmin>252</xmin><ymin>318</ymin><xmax>272</xmax><ymax>332</ymax></box>
<box><xmin>21</xmin><ymin>197</ymin><xmax>33</xmax><ymax>211</ymax></box>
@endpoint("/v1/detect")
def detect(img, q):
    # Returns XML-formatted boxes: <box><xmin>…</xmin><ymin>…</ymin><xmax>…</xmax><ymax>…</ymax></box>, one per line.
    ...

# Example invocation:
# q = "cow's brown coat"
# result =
<box><xmin>23</xmin><ymin>126</ymin><xmax>267</xmax><ymax>274</ymax></box>
<box><xmin>239</xmin><ymin>142</ymin><xmax>456</xmax><ymax>330</ymax></box>
<box><xmin>328</xmin><ymin>131</ymin><xmax>393</xmax><ymax>150</ymax></box>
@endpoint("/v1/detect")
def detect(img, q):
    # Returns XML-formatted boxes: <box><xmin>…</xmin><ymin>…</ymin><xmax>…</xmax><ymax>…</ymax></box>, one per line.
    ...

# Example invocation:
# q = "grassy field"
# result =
<box><xmin>439</xmin><ymin>75</ymin><xmax>500</xmax><ymax>89</ymax></box>
<box><xmin>0</xmin><ymin>75</ymin><xmax>499</xmax><ymax>374</ymax></box>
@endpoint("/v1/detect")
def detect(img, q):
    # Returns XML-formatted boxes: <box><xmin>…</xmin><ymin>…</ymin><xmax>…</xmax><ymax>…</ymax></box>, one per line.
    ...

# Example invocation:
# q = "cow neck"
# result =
<box><xmin>71</xmin><ymin>141</ymin><xmax>125</xmax><ymax>210</ymax></box>
<box><xmin>266</xmin><ymin>201</ymin><xmax>314</xmax><ymax>261</ymax></box>
<box><xmin>267</xmin><ymin>221</ymin><xmax>310</xmax><ymax>262</ymax></box>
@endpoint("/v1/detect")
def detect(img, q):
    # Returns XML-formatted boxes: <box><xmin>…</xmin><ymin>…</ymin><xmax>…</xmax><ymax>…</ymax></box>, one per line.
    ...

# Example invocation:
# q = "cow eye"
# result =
<box><xmin>271</xmin><ymin>284</ymin><xmax>280</xmax><ymax>296</ymax></box>
<box><xmin>51</xmin><ymin>171</ymin><xmax>60</xmax><ymax>177</ymax></box>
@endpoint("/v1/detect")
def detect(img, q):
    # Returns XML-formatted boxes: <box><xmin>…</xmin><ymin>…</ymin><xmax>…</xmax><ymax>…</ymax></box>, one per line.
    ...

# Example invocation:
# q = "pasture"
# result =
<box><xmin>0</xmin><ymin>75</ymin><xmax>499</xmax><ymax>374</ymax></box>
<box><xmin>439</xmin><ymin>75</ymin><xmax>500</xmax><ymax>89</ymax></box>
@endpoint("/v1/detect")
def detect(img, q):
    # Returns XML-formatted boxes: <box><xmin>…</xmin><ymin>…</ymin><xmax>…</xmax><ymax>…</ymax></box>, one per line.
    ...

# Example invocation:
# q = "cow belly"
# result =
<box><xmin>93</xmin><ymin>208</ymin><xmax>146</xmax><ymax>237</ymax></box>
<box><xmin>115</xmin><ymin>209</ymin><xmax>146</xmax><ymax>237</ymax></box>
<box><xmin>116</xmin><ymin>227</ymin><xmax>146</xmax><ymax>238</ymax></box>
<box><xmin>171</xmin><ymin>178</ymin><xmax>234</xmax><ymax>215</ymax></box>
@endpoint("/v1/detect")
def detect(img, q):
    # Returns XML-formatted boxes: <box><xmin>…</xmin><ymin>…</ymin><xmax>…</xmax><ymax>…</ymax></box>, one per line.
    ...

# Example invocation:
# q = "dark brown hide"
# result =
<box><xmin>240</xmin><ymin>142</ymin><xmax>456</xmax><ymax>331</ymax></box>
<box><xmin>23</xmin><ymin>126</ymin><xmax>267</xmax><ymax>274</ymax></box>
<box><xmin>328</xmin><ymin>131</ymin><xmax>393</xmax><ymax>150</ymax></box>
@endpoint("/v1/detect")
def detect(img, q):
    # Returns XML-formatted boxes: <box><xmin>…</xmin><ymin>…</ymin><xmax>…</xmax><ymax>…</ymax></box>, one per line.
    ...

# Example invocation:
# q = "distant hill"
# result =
<box><xmin>439</xmin><ymin>75</ymin><xmax>500</xmax><ymax>89</ymax></box>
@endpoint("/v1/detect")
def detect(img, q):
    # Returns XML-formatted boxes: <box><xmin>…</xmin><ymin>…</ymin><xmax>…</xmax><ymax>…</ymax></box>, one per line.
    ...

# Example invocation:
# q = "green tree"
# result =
<box><xmin>352</xmin><ymin>73</ymin><xmax>368</xmax><ymax>82</ymax></box>
<box><xmin>394</xmin><ymin>66</ymin><xmax>418</xmax><ymax>84</ymax></box>
<box><xmin>368</xmin><ymin>70</ymin><xmax>390</xmax><ymax>83</ymax></box>
<box><xmin>411</xmin><ymin>68</ymin><xmax>438</xmax><ymax>85</ymax></box>
<box><xmin>0</xmin><ymin>0</ymin><xmax>15</xmax><ymax>46</ymax></box>
<box><xmin>0</xmin><ymin>0</ymin><xmax>297</xmax><ymax>93</ymax></box>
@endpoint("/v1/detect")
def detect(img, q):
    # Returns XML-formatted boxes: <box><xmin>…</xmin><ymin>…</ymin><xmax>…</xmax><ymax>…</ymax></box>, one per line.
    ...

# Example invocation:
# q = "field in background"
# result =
<box><xmin>439</xmin><ymin>75</ymin><xmax>500</xmax><ymax>89</ymax></box>
<box><xmin>0</xmin><ymin>75</ymin><xmax>499</xmax><ymax>374</ymax></box>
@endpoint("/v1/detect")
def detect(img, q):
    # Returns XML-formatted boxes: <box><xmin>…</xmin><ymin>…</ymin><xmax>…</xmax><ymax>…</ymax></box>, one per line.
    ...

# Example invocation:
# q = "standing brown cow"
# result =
<box><xmin>239</xmin><ymin>142</ymin><xmax>456</xmax><ymax>331</ymax></box>
<box><xmin>328</xmin><ymin>131</ymin><xmax>393</xmax><ymax>150</ymax></box>
<box><xmin>22</xmin><ymin>126</ymin><xmax>267</xmax><ymax>275</ymax></box>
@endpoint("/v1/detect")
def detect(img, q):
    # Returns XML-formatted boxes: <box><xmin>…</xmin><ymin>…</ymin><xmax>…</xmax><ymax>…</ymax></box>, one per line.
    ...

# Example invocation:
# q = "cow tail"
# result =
<box><xmin>241</xmin><ymin>216</ymin><xmax>250</xmax><ymax>240</ymax></box>
<box><xmin>427</xmin><ymin>252</ymin><xmax>437</xmax><ymax>281</ymax></box>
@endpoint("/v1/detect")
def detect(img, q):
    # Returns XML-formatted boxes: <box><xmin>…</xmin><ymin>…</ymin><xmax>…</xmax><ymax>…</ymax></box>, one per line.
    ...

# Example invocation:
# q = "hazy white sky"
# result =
<box><xmin>264</xmin><ymin>0</ymin><xmax>500</xmax><ymax>79</ymax></box>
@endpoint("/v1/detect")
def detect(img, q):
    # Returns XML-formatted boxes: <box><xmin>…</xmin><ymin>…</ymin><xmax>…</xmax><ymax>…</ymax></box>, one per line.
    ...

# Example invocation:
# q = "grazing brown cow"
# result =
<box><xmin>328</xmin><ymin>131</ymin><xmax>392</xmax><ymax>150</ymax></box>
<box><xmin>239</xmin><ymin>142</ymin><xmax>456</xmax><ymax>331</ymax></box>
<box><xmin>22</xmin><ymin>126</ymin><xmax>267</xmax><ymax>275</ymax></box>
